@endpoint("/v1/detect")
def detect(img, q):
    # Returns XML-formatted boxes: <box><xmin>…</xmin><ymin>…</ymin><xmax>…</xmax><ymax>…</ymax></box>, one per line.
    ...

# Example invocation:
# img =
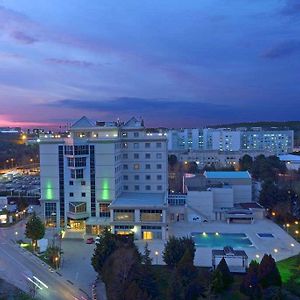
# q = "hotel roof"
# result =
<box><xmin>110</xmin><ymin>192</ymin><xmax>166</xmax><ymax>208</ymax></box>
<box><xmin>204</xmin><ymin>171</ymin><xmax>251</xmax><ymax>179</ymax></box>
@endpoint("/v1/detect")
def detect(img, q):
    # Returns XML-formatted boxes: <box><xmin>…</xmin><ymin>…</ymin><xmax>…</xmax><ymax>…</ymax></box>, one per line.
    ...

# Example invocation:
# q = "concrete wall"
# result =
<box><xmin>211</xmin><ymin>188</ymin><xmax>234</xmax><ymax>209</ymax></box>
<box><xmin>187</xmin><ymin>191</ymin><xmax>214</xmax><ymax>221</ymax></box>
<box><xmin>232</xmin><ymin>185</ymin><xmax>252</xmax><ymax>203</ymax></box>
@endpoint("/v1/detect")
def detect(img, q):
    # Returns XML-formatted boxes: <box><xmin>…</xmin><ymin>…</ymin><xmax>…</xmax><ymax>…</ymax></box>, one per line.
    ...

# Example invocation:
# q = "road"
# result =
<box><xmin>0</xmin><ymin>218</ymin><xmax>89</xmax><ymax>300</ymax></box>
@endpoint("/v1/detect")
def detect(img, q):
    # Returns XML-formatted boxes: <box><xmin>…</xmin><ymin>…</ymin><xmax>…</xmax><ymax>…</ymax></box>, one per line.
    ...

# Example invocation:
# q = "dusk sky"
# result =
<box><xmin>0</xmin><ymin>0</ymin><xmax>299</xmax><ymax>129</ymax></box>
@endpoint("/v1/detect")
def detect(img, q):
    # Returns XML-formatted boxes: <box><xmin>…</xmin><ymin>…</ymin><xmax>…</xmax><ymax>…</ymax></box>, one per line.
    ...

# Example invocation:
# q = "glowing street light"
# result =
<box><xmin>155</xmin><ymin>251</ymin><xmax>159</xmax><ymax>265</ymax></box>
<box><xmin>274</xmin><ymin>248</ymin><xmax>278</xmax><ymax>253</ymax></box>
<box><xmin>295</xmin><ymin>221</ymin><xmax>299</xmax><ymax>225</ymax></box>
<box><xmin>271</xmin><ymin>212</ymin><xmax>276</xmax><ymax>217</ymax></box>
<box><xmin>291</xmin><ymin>243</ymin><xmax>295</xmax><ymax>247</ymax></box>
<box><xmin>255</xmin><ymin>254</ymin><xmax>260</xmax><ymax>259</ymax></box>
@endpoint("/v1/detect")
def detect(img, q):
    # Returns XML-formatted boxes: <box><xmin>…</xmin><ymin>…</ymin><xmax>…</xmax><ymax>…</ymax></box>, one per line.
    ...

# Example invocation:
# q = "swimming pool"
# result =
<box><xmin>191</xmin><ymin>232</ymin><xmax>254</xmax><ymax>248</ymax></box>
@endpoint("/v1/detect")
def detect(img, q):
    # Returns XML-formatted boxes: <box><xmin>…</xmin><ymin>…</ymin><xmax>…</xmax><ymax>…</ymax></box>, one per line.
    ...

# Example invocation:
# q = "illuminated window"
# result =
<box><xmin>134</xmin><ymin>164</ymin><xmax>140</xmax><ymax>170</ymax></box>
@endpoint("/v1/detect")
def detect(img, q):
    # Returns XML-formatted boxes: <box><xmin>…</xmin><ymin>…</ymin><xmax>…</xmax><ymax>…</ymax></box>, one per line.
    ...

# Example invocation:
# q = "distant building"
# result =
<box><xmin>40</xmin><ymin>116</ymin><xmax>168</xmax><ymax>240</ymax></box>
<box><xmin>168</xmin><ymin>128</ymin><xmax>294</xmax><ymax>166</ymax></box>
<box><xmin>278</xmin><ymin>154</ymin><xmax>300</xmax><ymax>171</ymax></box>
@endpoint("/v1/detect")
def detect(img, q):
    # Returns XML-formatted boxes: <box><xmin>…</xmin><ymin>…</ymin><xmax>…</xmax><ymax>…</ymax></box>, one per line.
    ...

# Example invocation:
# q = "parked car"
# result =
<box><xmin>86</xmin><ymin>237</ymin><xmax>95</xmax><ymax>244</ymax></box>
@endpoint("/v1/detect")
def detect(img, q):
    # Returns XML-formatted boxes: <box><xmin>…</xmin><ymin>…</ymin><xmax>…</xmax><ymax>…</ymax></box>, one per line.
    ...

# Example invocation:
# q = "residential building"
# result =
<box><xmin>40</xmin><ymin>116</ymin><xmax>168</xmax><ymax>240</ymax></box>
<box><xmin>168</xmin><ymin>127</ymin><xmax>294</xmax><ymax>156</ymax></box>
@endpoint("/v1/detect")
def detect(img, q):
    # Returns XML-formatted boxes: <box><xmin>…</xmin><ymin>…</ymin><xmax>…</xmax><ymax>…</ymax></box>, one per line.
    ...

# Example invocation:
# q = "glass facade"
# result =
<box><xmin>90</xmin><ymin>145</ymin><xmax>96</xmax><ymax>217</ymax></box>
<box><xmin>58</xmin><ymin>145</ymin><xmax>65</xmax><ymax>227</ymax></box>
<box><xmin>99</xmin><ymin>203</ymin><xmax>110</xmax><ymax>218</ymax></box>
<box><xmin>140</xmin><ymin>210</ymin><xmax>162</xmax><ymax>222</ymax></box>
<box><xmin>45</xmin><ymin>202</ymin><xmax>57</xmax><ymax>227</ymax></box>
<box><xmin>113</xmin><ymin>209</ymin><xmax>134</xmax><ymax>222</ymax></box>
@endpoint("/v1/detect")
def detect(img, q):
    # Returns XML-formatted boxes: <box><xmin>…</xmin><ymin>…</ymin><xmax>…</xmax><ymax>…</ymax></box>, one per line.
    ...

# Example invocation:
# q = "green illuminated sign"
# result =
<box><xmin>101</xmin><ymin>179</ymin><xmax>110</xmax><ymax>201</ymax></box>
<box><xmin>45</xmin><ymin>181</ymin><xmax>53</xmax><ymax>200</ymax></box>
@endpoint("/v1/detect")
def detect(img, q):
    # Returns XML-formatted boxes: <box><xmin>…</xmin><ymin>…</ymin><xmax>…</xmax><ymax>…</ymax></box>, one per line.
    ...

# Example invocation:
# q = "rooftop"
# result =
<box><xmin>110</xmin><ymin>192</ymin><xmax>166</xmax><ymax>208</ymax></box>
<box><xmin>204</xmin><ymin>171</ymin><xmax>251</xmax><ymax>179</ymax></box>
<box><xmin>278</xmin><ymin>154</ymin><xmax>300</xmax><ymax>162</ymax></box>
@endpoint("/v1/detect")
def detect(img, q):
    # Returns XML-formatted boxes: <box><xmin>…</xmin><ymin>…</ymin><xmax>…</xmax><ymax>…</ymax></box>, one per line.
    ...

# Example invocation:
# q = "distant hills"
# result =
<box><xmin>211</xmin><ymin>121</ymin><xmax>300</xmax><ymax>147</ymax></box>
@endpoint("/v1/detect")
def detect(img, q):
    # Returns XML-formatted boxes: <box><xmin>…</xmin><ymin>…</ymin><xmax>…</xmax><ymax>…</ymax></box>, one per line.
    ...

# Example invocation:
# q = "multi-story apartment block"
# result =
<box><xmin>40</xmin><ymin>116</ymin><xmax>168</xmax><ymax>240</ymax></box>
<box><xmin>168</xmin><ymin>128</ymin><xmax>294</xmax><ymax>155</ymax></box>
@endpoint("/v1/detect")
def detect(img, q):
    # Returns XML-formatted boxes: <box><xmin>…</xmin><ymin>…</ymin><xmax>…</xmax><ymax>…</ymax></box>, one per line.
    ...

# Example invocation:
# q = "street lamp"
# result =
<box><xmin>55</xmin><ymin>256</ymin><xmax>59</xmax><ymax>269</ymax></box>
<box><xmin>155</xmin><ymin>251</ymin><xmax>159</xmax><ymax>265</ymax></box>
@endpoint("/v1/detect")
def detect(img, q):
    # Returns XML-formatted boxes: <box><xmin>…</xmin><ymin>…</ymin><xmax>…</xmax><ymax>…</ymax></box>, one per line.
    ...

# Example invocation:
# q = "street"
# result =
<box><xmin>0</xmin><ymin>216</ymin><xmax>90</xmax><ymax>300</ymax></box>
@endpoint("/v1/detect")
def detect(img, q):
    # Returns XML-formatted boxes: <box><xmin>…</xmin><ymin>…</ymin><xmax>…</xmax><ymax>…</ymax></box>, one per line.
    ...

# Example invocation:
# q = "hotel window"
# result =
<box><xmin>123</xmin><ymin>153</ymin><xmax>128</xmax><ymax>159</ymax></box>
<box><xmin>122</xmin><ymin>143</ymin><xmax>128</xmax><ymax>149</ymax></box>
<box><xmin>76</xmin><ymin>169</ymin><xmax>84</xmax><ymax>179</ymax></box>
<box><xmin>145</xmin><ymin>153</ymin><xmax>151</xmax><ymax>159</ymax></box>
<box><xmin>99</xmin><ymin>203</ymin><xmax>110</xmax><ymax>218</ymax></box>
<box><xmin>134</xmin><ymin>132</ymin><xmax>139</xmax><ymax>137</ymax></box>
<box><xmin>157</xmin><ymin>185</ymin><xmax>162</xmax><ymax>191</ymax></box>
<box><xmin>146</xmin><ymin>185</ymin><xmax>151</xmax><ymax>191</ymax></box>
<box><xmin>156</xmin><ymin>142</ymin><xmax>162</xmax><ymax>148</ymax></box>
<box><xmin>69</xmin><ymin>192</ymin><xmax>74</xmax><ymax>197</ymax></box>
<box><xmin>134</xmin><ymin>163</ymin><xmax>140</xmax><ymax>170</ymax></box>
<box><xmin>133</xmin><ymin>143</ymin><xmax>139</xmax><ymax>149</ymax></box>
<box><xmin>123</xmin><ymin>175</ymin><xmax>128</xmax><ymax>180</ymax></box>
<box><xmin>156</xmin><ymin>153</ymin><xmax>162</xmax><ymax>159</ymax></box>
<box><xmin>145</xmin><ymin>142</ymin><xmax>151</xmax><ymax>148</ymax></box>
<box><xmin>81</xmin><ymin>181</ymin><xmax>85</xmax><ymax>186</ymax></box>
<box><xmin>156</xmin><ymin>164</ymin><xmax>162</xmax><ymax>169</ymax></box>
<box><xmin>134</xmin><ymin>185</ymin><xmax>140</xmax><ymax>191</ymax></box>
<box><xmin>145</xmin><ymin>164</ymin><xmax>151</xmax><ymax>169</ymax></box>
<box><xmin>134</xmin><ymin>175</ymin><xmax>140</xmax><ymax>180</ymax></box>
<box><xmin>123</xmin><ymin>164</ymin><xmax>128</xmax><ymax>170</ymax></box>
<box><xmin>69</xmin><ymin>181</ymin><xmax>74</xmax><ymax>185</ymax></box>
<box><xmin>81</xmin><ymin>192</ymin><xmax>86</xmax><ymax>197</ymax></box>
<box><xmin>157</xmin><ymin>175</ymin><xmax>162</xmax><ymax>180</ymax></box>
<box><xmin>134</xmin><ymin>153</ymin><xmax>139</xmax><ymax>159</ymax></box>
<box><xmin>146</xmin><ymin>175</ymin><xmax>151</xmax><ymax>180</ymax></box>
<box><xmin>124</xmin><ymin>185</ymin><xmax>128</xmax><ymax>190</ymax></box>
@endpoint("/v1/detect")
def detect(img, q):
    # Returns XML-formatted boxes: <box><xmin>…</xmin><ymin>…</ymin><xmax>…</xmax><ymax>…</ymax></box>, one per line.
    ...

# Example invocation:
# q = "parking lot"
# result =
<box><xmin>0</xmin><ymin>173</ymin><xmax>40</xmax><ymax>196</ymax></box>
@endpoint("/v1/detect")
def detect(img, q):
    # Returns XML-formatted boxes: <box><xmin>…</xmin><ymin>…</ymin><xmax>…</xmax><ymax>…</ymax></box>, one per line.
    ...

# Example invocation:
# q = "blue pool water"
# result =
<box><xmin>191</xmin><ymin>232</ymin><xmax>254</xmax><ymax>248</ymax></box>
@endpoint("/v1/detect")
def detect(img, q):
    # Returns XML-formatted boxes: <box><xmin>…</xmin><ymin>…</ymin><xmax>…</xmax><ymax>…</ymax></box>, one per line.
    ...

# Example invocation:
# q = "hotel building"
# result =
<box><xmin>40</xmin><ymin>116</ymin><xmax>168</xmax><ymax>240</ymax></box>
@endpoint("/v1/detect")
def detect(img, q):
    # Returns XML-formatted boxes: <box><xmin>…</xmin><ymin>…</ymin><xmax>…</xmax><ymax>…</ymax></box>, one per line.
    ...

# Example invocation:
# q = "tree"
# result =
<box><xmin>124</xmin><ymin>281</ymin><xmax>151</xmax><ymax>300</ymax></box>
<box><xmin>239</xmin><ymin>154</ymin><xmax>253</xmax><ymax>171</ymax></box>
<box><xmin>46</xmin><ymin>246</ymin><xmax>61</xmax><ymax>269</ymax></box>
<box><xmin>258</xmin><ymin>254</ymin><xmax>282</xmax><ymax>288</ymax></box>
<box><xmin>102</xmin><ymin>246</ymin><xmax>141</xmax><ymax>300</ymax></box>
<box><xmin>168</xmin><ymin>154</ymin><xmax>178</xmax><ymax>167</ymax></box>
<box><xmin>141</xmin><ymin>242</ymin><xmax>152</xmax><ymax>266</ymax></box>
<box><xmin>240</xmin><ymin>260</ymin><xmax>262</xmax><ymax>299</ymax></box>
<box><xmin>137</xmin><ymin>243</ymin><xmax>159</xmax><ymax>299</ymax></box>
<box><xmin>91</xmin><ymin>227</ymin><xmax>117</xmax><ymax>275</ymax></box>
<box><xmin>216</xmin><ymin>257</ymin><xmax>233</xmax><ymax>288</ymax></box>
<box><xmin>166</xmin><ymin>270</ymin><xmax>185</xmax><ymax>300</ymax></box>
<box><xmin>25</xmin><ymin>212</ymin><xmax>45</xmax><ymax>251</ymax></box>
<box><xmin>163</xmin><ymin>236</ymin><xmax>196</xmax><ymax>267</ymax></box>
<box><xmin>211</xmin><ymin>269</ymin><xmax>225</xmax><ymax>294</ymax></box>
<box><xmin>177</xmin><ymin>250</ymin><xmax>206</xmax><ymax>299</ymax></box>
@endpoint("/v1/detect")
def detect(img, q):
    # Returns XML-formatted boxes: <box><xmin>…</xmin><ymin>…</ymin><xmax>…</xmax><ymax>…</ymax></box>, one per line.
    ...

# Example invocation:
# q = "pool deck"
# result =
<box><xmin>135</xmin><ymin>219</ymin><xmax>300</xmax><ymax>267</ymax></box>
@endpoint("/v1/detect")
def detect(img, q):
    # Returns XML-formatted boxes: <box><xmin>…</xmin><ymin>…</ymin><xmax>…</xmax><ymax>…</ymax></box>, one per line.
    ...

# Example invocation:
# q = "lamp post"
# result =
<box><xmin>155</xmin><ymin>251</ymin><xmax>159</xmax><ymax>265</ymax></box>
<box><xmin>55</xmin><ymin>256</ymin><xmax>59</xmax><ymax>269</ymax></box>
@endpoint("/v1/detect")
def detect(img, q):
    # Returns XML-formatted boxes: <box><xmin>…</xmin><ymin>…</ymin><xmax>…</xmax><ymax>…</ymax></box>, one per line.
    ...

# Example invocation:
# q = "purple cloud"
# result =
<box><xmin>262</xmin><ymin>40</ymin><xmax>300</xmax><ymax>59</ymax></box>
<box><xmin>11</xmin><ymin>31</ymin><xmax>38</xmax><ymax>44</ymax></box>
<box><xmin>45</xmin><ymin>58</ymin><xmax>97</xmax><ymax>68</ymax></box>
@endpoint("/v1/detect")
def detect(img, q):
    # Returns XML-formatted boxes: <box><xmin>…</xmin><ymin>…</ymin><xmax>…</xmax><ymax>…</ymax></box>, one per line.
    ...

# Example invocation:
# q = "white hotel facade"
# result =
<box><xmin>40</xmin><ymin>117</ymin><xmax>168</xmax><ymax>240</ymax></box>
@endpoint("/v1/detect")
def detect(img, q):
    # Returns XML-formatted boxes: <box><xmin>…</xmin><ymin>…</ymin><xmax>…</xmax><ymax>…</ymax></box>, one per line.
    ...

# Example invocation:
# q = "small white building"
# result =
<box><xmin>278</xmin><ymin>154</ymin><xmax>300</xmax><ymax>171</ymax></box>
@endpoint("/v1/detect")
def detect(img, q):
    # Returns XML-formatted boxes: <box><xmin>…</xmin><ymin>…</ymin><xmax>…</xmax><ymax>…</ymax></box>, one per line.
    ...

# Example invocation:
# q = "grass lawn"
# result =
<box><xmin>277</xmin><ymin>254</ymin><xmax>300</xmax><ymax>284</ymax></box>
